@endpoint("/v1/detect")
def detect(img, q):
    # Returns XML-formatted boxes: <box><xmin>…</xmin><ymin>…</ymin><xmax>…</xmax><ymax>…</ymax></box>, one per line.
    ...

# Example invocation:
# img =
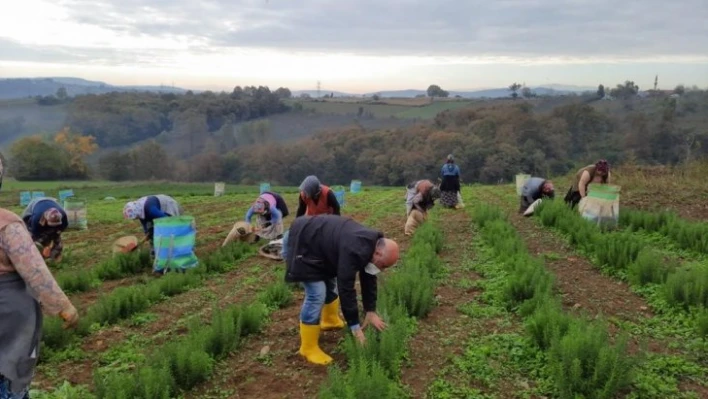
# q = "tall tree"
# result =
<box><xmin>54</xmin><ymin>127</ymin><xmax>98</xmax><ymax>178</ymax></box>
<box><xmin>426</xmin><ymin>85</ymin><xmax>449</xmax><ymax>99</ymax></box>
<box><xmin>509</xmin><ymin>83</ymin><xmax>522</xmax><ymax>99</ymax></box>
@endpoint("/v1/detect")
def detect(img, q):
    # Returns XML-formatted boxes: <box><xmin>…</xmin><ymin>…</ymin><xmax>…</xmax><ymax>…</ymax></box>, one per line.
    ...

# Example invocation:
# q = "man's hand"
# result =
<box><xmin>353</xmin><ymin>328</ymin><xmax>366</xmax><ymax>345</ymax></box>
<box><xmin>59</xmin><ymin>305</ymin><xmax>79</xmax><ymax>329</ymax></box>
<box><xmin>362</xmin><ymin>312</ymin><xmax>388</xmax><ymax>332</ymax></box>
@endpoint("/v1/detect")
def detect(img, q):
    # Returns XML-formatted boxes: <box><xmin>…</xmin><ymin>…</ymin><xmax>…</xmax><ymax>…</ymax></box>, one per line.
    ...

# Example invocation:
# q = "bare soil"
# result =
<box><xmin>400</xmin><ymin>209</ymin><xmax>480</xmax><ymax>397</ymax></box>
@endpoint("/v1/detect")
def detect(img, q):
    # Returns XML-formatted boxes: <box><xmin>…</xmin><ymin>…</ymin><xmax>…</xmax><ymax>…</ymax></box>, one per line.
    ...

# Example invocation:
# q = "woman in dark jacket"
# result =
<box><xmin>439</xmin><ymin>154</ymin><xmax>461</xmax><ymax>208</ymax></box>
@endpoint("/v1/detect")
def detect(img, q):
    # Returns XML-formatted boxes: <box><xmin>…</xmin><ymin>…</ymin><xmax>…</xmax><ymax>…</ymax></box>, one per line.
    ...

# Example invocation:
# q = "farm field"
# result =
<box><xmin>288</xmin><ymin>98</ymin><xmax>480</xmax><ymax>119</ymax></box>
<box><xmin>5</xmin><ymin>180</ymin><xmax>707</xmax><ymax>399</ymax></box>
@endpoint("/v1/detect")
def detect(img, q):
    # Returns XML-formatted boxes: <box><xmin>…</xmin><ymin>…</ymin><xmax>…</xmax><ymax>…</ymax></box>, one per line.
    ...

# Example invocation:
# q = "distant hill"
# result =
<box><xmin>291</xmin><ymin>90</ymin><xmax>355</xmax><ymax>98</ymax></box>
<box><xmin>0</xmin><ymin>77</ymin><xmax>188</xmax><ymax>99</ymax></box>
<box><xmin>365</xmin><ymin>86</ymin><xmax>594</xmax><ymax>99</ymax></box>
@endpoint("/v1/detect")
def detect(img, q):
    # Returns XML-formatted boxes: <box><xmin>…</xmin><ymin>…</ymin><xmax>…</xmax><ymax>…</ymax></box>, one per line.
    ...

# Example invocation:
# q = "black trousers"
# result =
<box><xmin>564</xmin><ymin>187</ymin><xmax>582</xmax><ymax>208</ymax></box>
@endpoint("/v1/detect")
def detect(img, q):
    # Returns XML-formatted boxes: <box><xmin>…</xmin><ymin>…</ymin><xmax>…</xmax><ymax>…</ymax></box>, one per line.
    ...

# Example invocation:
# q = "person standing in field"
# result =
<box><xmin>122</xmin><ymin>194</ymin><xmax>182</xmax><ymax>255</ymax></box>
<box><xmin>564</xmin><ymin>160</ymin><xmax>611</xmax><ymax>208</ymax></box>
<box><xmin>21</xmin><ymin>197</ymin><xmax>68</xmax><ymax>263</ymax></box>
<box><xmin>295</xmin><ymin>175</ymin><xmax>341</xmax><ymax>217</ymax></box>
<box><xmin>519</xmin><ymin>177</ymin><xmax>555</xmax><ymax>215</ymax></box>
<box><xmin>243</xmin><ymin>191</ymin><xmax>289</xmax><ymax>241</ymax></box>
<box><xmin>404</xmin><ymin>179</ymin><xmax>440</xmax><ymax>236</ymax></box>
<box><xmin>282</xmin><ymin>214</ymin><xmax>399</xmax><ymax>365</ymax></box>
<box><xmin>439</xmin><ymin>154</ymin><xmax>462</xmax><ymax>209</ymax></box>
<box><xmin>0</xmin><ymin>157</ymin><xmax>80</xmax><ymax>399</ymax></box>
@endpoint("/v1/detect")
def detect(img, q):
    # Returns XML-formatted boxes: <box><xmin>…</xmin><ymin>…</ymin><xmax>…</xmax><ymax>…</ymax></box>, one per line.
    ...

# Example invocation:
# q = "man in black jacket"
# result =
<box><xmin>283</xmin><ymin>214</ymin><xmax>400</xmax><ymax>365</ymax></box>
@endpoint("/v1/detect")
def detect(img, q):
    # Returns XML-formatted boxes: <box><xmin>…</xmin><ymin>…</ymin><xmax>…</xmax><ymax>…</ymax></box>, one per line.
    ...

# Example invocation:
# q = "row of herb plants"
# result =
<box><xmin>471</xmin><ymin>202</ymin><xmax>635</xmax><ymax>398</ymax></box>
<box><xmin>41</xmin><ymin>242</ymin><xmax>256</xmax><ymax>356</ymax></box>
<box><xmin>92</xmin><ymin>280</ymin><xmax>294</xmax><ymax>398</ymax></box>
<box><xmin>534</xmin><ymin>200</ymin><xmax>708</xmax><ymax>338</ymax></box>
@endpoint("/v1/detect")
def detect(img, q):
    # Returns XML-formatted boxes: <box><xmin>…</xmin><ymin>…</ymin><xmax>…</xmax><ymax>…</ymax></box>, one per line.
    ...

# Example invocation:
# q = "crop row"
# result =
<box><xmin>534</xmin><ymin>200</ymin><xmax>708</xmax><ymax>336</ymax></box>
<box><xmin>319</xmin><ymin>216</ymin><xmax>445</xmax><ymax>398</ymax></box>
<box><xmin>471</xmin><ymin>203</ymin><xmax>634</xmax><ymax>398</ymax></box>
<box><xmin>93</xmin><ymin>280</ymin><xmax>294</xmax><ymax>398</ymax></box>
<box><xmin>55</xmin><ymin>249</ymin><xmax>153</xmax><ymax>294</ymax></box>
<box><xmin>619</xmin><ymin>208</ymin><xmax>708</xmax><ymax>254</ymax></box>
<box><xmin>41</xmin><ymin>242</ymin><xmax>256</xmax><ymax>358</ymax></box>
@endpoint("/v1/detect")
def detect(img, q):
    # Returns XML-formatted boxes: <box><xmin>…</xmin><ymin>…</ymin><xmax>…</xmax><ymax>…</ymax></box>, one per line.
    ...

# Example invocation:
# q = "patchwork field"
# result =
<box><xmin>2</xmin><ymin>179</ymin><xmax>706</xmax><ymax>399</ymax></box>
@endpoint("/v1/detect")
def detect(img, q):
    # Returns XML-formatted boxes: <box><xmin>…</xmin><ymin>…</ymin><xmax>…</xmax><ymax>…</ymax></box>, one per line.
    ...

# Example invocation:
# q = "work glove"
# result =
<box><xmin>59</xmin><ymin>305</ymin><xmax>79</xmax><ymax>329</ymax></box>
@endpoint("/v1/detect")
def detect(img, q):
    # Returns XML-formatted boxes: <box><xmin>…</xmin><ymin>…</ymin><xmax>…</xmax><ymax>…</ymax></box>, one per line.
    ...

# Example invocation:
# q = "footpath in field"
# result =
<box><xmin>398</xmin><ymin>206</ymin><xmax>484</xmax><ymax>395</ymax></box>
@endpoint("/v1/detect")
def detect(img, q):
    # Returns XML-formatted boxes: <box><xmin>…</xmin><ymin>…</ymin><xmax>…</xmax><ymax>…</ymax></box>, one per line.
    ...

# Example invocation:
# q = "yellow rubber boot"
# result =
<box><xmin>298</xmin><ymin>322</ymin><xmax>333</xmax><ymax>365</ymax></box>
<box><xmin>320</xmin><ymin>298</ymin><xmax>346</xmax><ymax>331</ymax></box>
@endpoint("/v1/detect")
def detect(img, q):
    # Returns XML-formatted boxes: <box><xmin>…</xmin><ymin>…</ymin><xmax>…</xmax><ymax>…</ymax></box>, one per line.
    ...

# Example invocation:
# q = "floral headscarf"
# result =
<box><xmin>123</xmin><ymin>197</ymin><xmax>147</xmax><ymax>220</ymax></box>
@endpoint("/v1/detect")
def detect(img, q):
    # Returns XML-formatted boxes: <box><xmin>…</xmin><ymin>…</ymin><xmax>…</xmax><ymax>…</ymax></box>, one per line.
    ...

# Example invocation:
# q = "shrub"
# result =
<box><xmin>525</xmin><ymin>298</ymin><xmax>572</xmax><ymax>350</ymax></box>
<box><xmin>480</xmin><ymin>220</ymin><xmax>527</xmax><ymax>261</ymax></box>
<box><xmin>404</xmin><ymin>243</ymin><xmax>442</xmax><ymax>276</ymax></box>
<box><xmin>411</xmin><ymin>221</ymin><xmax>444</xmax><ymax>253</ymax></box>
<box><xmin>695</xmin><ymin>308</ymin><xmax>708</xmax><ymax>340</ymax></box>
<box><xmin>593</xmin><ymin>231</ymin><xmax>642</xmax><ymax>271</ymax></box>
<box><xmin>381</xmin><ymin>263</ymin><xmax>435</xmax><ymax>318</ymax></box>
<box><xmin>318</xmin><ymin>359</ymin><xmax>407</xmax><ymax>399</ymax></box>
<box><xmin>549</xmin><ymin>321</ymin><xmax>633</xmax><ymax>399</ymax></box>
<box><xmin>628</xmin><ymin>248</ymin><xmax>673</xmax><ymax>286</ymax></box>
<box><xmin>199</xmin><ymin>308</ymin><xmax>241</xmax><ymax>360</ymax></box>
<box><xmin>162</xmin><ymin>339</ymin><xmax>214</xmax><ymax>390</ymax></box>
<box><xmin>94</xmin><ymin>362</ymin><xmax>174</xmax><ymax>399</ymax></box>
<box><xmin>664</xmin><ymin>263</ymin><xmax>708</xmax><ymax>309</ymax></box>
<box><xmin>94</xmin><ymin>249</ymin><xmax>152</xmax><ymax>280</ymax></box>
<box><xmin>472</xmin><ymin>203</ymin><xmax>506</xmax><ymax>228</ymax></box>
<box><xmin>620</xmin><ymin>208</ymin><xmax>708</xmax><ymax>253</ymax></box>
<box><xmin>56</xmin><ymin>270</ymin><xmax>96</xmax><ymax>294</ymax></box>
<box><xmin>232</xmin><ymin>302</ymin><xmax>269</xmax><ymax>335</ymax></box>
<box><xmin>258</xmin><ymin>281</ymin><xmax>293</xmax><ymax>309</ymax></box>
<box><xmin>203</xmin><ymin>242</ymin><xmax>253</xmax><ymax>274</ymax></box>
<box><xmin>342</xmin><ymin>302</ymin><xmax>414</xmax><ymax>378</ymax></box>
<box><xmin>41</xmin><ymin>317</ymin><xmax>77</xmax><ymax>352</ymax></box>
<box><xmin>501</xmin><ymin>255</ymin><xmax>553</xmax><ymax>310</ymax></box>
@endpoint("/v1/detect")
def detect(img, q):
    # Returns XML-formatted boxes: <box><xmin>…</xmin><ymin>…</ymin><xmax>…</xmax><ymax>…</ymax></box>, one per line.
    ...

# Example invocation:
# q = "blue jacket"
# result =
<box><xmin>24</xmin><ymin>199</ymin><xmax>68</xmax><ymax>238</ymax></box>
<box><xmin>441</xmin><ymin>163</ymin><xmax>460</xmax><ymax>177</ymax></box>
<box><xmin>140</xmin><ymin>196</ymin><xmax>170</xmax><ymax>233</ymax></box>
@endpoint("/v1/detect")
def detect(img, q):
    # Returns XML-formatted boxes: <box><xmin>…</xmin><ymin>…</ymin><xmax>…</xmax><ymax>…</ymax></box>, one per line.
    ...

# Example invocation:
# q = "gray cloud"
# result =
<box><xmin>3</xmin><ymin>0</ymin><xmax>708</xmax><ymax>65</ymax></box>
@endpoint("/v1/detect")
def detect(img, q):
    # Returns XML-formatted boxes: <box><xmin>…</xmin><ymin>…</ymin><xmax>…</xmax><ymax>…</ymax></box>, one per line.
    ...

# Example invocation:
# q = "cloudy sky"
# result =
<box><xmin>1</xmin><ymin>0</ymin><xmax>707</xmax><ymax>93</ymax></box>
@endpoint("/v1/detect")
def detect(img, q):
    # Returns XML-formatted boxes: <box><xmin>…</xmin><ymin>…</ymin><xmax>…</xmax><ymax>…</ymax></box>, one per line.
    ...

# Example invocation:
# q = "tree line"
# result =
<box><xmin>3</xmin><ymin>86</ymin><xmax>706</xmax><ymax>185</ymax></box>
<box><xmin>64</xmin><ymin>86</ymin><xmax>292</xmax><ymax>147</ymax></box>
<box><xmin>88</xmin><ymin>89</ymin><xmax>707</xmax><ymax>185</ymax></box>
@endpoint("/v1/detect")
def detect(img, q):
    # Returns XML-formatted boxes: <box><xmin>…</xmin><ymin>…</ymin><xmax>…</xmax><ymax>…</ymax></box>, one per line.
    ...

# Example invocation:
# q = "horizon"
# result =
<box><xmin>1</xmin><ymin>75</ymin><xmax>701</xmax><ymax>96</ymax></box>
<box><xmin>1</xmin><ymin>1</ymin><xmax>707</xmax><ymax>93</ymax></box>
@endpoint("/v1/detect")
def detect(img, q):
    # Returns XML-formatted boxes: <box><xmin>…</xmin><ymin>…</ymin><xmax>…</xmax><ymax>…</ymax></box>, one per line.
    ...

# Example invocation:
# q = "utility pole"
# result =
<box><xmin>654</xmin><ymin>75</ymin><xmax>658</xmax><ymax>91</ymax></box>
<box><xmin>317</xmin><ymin>81</ymin><xmax>321</xmax><ymax>98</ymax></box>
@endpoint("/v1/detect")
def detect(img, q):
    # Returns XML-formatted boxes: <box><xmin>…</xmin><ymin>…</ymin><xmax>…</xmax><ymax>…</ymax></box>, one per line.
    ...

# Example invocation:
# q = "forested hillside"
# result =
<box><xmin>2</xmin><ymin>84</ymin><xmax>707</xmax><ymax>185</ymax></box>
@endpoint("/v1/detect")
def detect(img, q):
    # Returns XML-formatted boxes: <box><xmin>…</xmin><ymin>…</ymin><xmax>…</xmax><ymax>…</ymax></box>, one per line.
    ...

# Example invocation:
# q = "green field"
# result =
<box><xmin>290</xmin><ymin>99</ymin><xmax>478</xmax><ymax>119</ymax></box>
<box><xmin>1</xmin><ymin>181</ymin><xmax>704</xmax><ymax>399</ymax></box>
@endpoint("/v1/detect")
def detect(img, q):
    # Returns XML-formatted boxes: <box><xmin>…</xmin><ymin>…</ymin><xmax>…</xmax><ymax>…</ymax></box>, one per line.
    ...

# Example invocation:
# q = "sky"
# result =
<box><xmin>1</xmin><ymin>0</ymin><xmax>707</xmax><ymax>93</ymax></box>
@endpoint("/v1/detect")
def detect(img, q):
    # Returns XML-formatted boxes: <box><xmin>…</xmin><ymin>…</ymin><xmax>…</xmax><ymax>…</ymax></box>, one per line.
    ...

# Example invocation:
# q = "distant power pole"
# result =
<box><xmin>317</xmin><ymin>81</ymin><xmax>321</xmax><ymax>98</ymax></box>
<box><xmin>654</xmin><ymin>75</ymin><xmax>658</xmax><ymax>91</ymax></box>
